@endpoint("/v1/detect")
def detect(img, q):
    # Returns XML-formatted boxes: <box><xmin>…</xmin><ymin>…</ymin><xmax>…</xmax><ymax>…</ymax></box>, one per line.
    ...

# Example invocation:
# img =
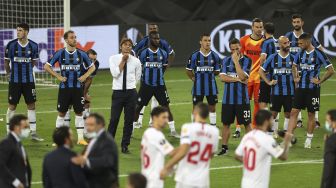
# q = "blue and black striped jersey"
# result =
<box><xmin>138</xmin><ymin>47</ymin><xmax>168</xmax><ymax>87</ymax></box>
<box><xmin>261</xmin><ymin>37</ymin><xmax>279</xmax><ymax>81</ymax></box>
<box><xmin>220</xmin><ymin>55</ymin><xmax>252</xmax><ymax>105</ymax></box>
<box><xmin>261</xmin><ymin>53</ymin><xmax>295</xmax><ymax>96</ymax></box>
<box><xmin>47</xmin><ymin>48</ymin><xmax>93</xmax><ymax>89</ymax></box>
<box><xmin>285</xmin><ymin>31</ymin><xmax>321</xmax><ymax>54</ymax></box>
<box><xmin>5</xmin><ymin>39</ymin><xmax>39</xmax><ymax>83</ymax></box>
<box><xmin>186</xmin><ymin>50</ymin><xmax>221</xmax><ymax>96</ymax></box>
<box><xmin>294</xmin><ymin>48</ymin><xmax>332</xmax><ymax>89</ymax></box>
<box><xmin>133</xmin><ymin>36</ymin><xmax>173</xmax><ymax>57</ymax></box>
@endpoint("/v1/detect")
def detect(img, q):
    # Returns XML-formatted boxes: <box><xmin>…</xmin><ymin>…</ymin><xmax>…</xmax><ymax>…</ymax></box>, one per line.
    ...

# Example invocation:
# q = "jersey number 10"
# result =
<box><xmin>243</xmin><ymin>147</ymin><xmax>256</xmax><ymax>171</ymax></box>
<box><xmin>187</xmin><ymin>141</ymin><xmax>213</xmax><ymax>164</ymax></box>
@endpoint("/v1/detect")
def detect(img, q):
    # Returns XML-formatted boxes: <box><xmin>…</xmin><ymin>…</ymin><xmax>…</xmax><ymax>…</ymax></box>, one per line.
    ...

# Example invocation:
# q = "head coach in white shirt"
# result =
<box><xmin>108</xmin><ymin>38</ymin><xmax>141</xmax><ymax>154</ymax></box>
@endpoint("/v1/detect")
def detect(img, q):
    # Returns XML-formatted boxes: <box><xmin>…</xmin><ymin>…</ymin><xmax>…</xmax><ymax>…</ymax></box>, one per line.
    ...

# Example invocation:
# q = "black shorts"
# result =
<box><xmin>8</xmin><ymin>83</ymin><xmax>36</xmax><ymax>105</ymax></box>
<box><xmin>137</xmin><ymin>84</ymin><xmax>170</xmax><ymax>106</ymax></box>
<box><xmin>293</xmin><ymin>88</ymin><xmax>320</xmax><ymax>112</ymax></box>
<box><xmin>221</xmin><ymin>104</ymin><xmax>251</xmax><ymax>126</ymax></box>
<box><xmin>192</xmin><ymin>95</ymin><xmax>218</xmax><ymax>105</ymax></box>
<box><xmin>270</xmin><ymin>95</ymin><xmax>293</xmax><ymax>113</ymax></box>
<box><xmin>259</xmin><ymin>81</ymin><xmax>271</xmax><ymax>103</ymax></box>
<box><xmin>57</xmin><ymin>88</ymin><xmax>84</xmax><ymax>114</ymax></box>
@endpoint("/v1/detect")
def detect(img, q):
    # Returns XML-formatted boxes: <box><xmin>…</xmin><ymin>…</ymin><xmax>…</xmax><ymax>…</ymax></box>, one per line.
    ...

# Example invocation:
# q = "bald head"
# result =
<box><xmin>278</xmin><ymin>36</ymin><xmax>290</xmax><ymax>53</ymax></box>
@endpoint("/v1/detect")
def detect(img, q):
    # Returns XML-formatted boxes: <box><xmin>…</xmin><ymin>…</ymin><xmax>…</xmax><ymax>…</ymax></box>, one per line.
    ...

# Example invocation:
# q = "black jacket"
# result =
<box><xmin>0</xmin><ymin>133</ymin><xmax>32</xmax><ymax>188</ymax></box>
<box><xmin>42</xmin><ymin>146</ymin><xmax>89</xmax><ymax>188</ymax></box>
<box><xmin>85</xmin><ymin>131</ymin><xmax>119</xmax><ymax>188</ymax></box>
<box><xmin>321</xmin><ymin>133</ymin><xmax>336</xmax><ymax>188</ymax></box>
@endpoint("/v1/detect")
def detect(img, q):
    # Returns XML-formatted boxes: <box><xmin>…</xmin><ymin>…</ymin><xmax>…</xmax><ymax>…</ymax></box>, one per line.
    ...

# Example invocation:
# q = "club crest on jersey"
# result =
<box><xmin>76</xmin><ymin>58</ymin><xmax>80</xmax><ymax>62</ymax></box>
<box><xmin>27</xmin><ymin>50</ymin><xmax>31</xmax><ymax>54</ymax></box>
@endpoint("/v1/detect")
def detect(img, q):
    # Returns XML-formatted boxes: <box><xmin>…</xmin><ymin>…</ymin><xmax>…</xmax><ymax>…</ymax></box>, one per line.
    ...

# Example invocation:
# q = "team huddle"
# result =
<box><xmin>3</xmin><ymin>13</ymin><xmax>335</xmax><ymax>188</ymax></box>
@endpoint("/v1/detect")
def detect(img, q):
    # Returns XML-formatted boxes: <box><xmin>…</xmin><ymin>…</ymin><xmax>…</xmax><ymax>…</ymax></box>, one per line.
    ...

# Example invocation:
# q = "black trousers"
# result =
<box><xmin>108</xmin><ymin>89</ymin><xmax>137</xmax><ymax>147</ymax></box>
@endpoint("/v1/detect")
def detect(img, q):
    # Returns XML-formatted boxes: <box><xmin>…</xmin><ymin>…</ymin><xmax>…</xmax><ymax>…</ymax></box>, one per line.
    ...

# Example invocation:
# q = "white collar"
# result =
<box><xmin>10</xmin><ymin>131</ymin><xmax>21</xmax><ymax>142</ymax></box>
<box><xmin>200</xmin><ymin>50</ymin><xmax>211</xmax><ymax>57</ymax></box>
<box><xmin>65</xmin><ymin>48</ymin><xmax>77</xmax><ymax>54</ymax></box>
<box><xmin>306</xmin><ymin>49</ymin><xmax>315</xmax><ymax>54</ymax></box>
<box><xmin>278</xmin><ymin>52</ymin><xmax>289</xmax><ymax>59</ymax></box>
<box><xmin>17</xmin><ymin>40</ymin><xmax>28</xmax><ymax>47</ymax></box>
<box><xmin>293</xmin><ymin>30</ymin><xmax>303</xmax><ymax>38</ymax></box>
<box><xmin>148</xmin><ymin>48</ymin><xmax>159</xmax><ymax>53</ymax></box>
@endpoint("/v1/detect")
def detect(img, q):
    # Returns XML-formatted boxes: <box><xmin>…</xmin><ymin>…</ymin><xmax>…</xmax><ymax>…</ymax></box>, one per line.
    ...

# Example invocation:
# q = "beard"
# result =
<box><xmin>294</xmin><ymin>26</ymin><xmax>302</xmax><ymax>31</ymax></box>
<box><xmin>283</xmin><ymin>47</ymin><xmax>290</xmax><ymax>52</ymax></box>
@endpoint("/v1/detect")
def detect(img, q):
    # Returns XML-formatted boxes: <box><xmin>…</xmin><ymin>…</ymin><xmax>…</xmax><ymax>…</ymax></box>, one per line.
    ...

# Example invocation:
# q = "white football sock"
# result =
<box><xmin>306</xmin><ymin>133</ymin><xmax>313</xmax><ymax>141</ymax></box>
<box><xmin>75</xmin><ymin>115</ymin><xmax>84</xmax><ymax>141</ymax></box>
<box><xmin>27</xmin><ymin>110</ymin><xmax>36</xmax><ymax>133</ymax></box>
<box><xmin>6</xmin><ymin>108</ymin><xmax>15</xmax><ymax>133</ymax></box>
<box><xmin>64</xmin><ymin>110</ymin><xmax>71</xmax><ymax>127</ymax></box>
<box><xmin>56</xmin><ymin>116</ymin><xmax>65</xmax><ymax>128</ymax></box>
<box><xmin>272</xmin><ymin>118</ymin><xmax>278</xmax><ymax>132</ymax></box>
<box><xmin>138</xmin><ymin>107</ymin><xmax>145</xmax><ymax>124</ymax></box>
<box><xmin>315</xmin><ymin>111</ymin><xmax>319</xmax><ymax>121</ymax></box>
<box><xmin>298</xmin><ymin>112</ymin><xmax>302</xmax><ymax>120</ymax></box>
<box><xmin>191</xmin><ymin>113</ymin><xmax>194</xmax><ymax>122</ymax></box>
<box><xmin>168</xmin><ymin>121</ymin><xmax>176</xmax><ymax>132</ymax></box>
<box><xmin>284</xmin><ymin>118</ymin><xmax>289</xmax><ymax>131</ymax></box>
<box><xmin>209</xmin><ymin>112</ymin><xmax>216</xmax><ymax>126</ymax></box>
<box><xmin>236</xmin><ymin>127</ymin><xmax>241</xmax><ymax>132</ymax></box>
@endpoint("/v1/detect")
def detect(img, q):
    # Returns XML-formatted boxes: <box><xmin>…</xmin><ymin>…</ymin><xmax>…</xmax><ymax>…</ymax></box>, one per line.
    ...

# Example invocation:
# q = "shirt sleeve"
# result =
<box><xmin>180</xmin><ymin>124</ymin><xmax>191</xmax><ymax>145</ymax></box>
<box><xmin>243</xmin><ymin>57</ymin><xmax>252</xmax><ymax>76</ymax></box>
<box><xmin>261</xmin><ymin>55</ymin><xmax>272</xmax><ymax>72</ymax></box>
<box><xmin>317</xmin><ymin>51</ymin><xmax>332</xmax><ymax>68</ymax></box>
<box><xmin>220</xmin><ymin>57</ymin><xmax>228</xmax><ymax>75</ymax></box>
<box><xmin>155</xmin><ymin>136</ymin><xmax>174</xmax><ymax>155</ymax></box>
<box><xmin>312</xmin><ymin>36</ymin><xmax>321</xmax><ymax>48</ymax></box>
<box><xmin>162</xmin><ymin>50</ymin><xmax>168</xmax><ymax>66</ymax></box>
<box><xmin>47</xmin><ymin>50</ymin><xmax>61</xmax><ymax>66</ymax></box>
<box><xmin>4</xmin><ymin>42</ymin><xmax>11</xmax><ymax>60</ymax></box>
<box><xmin>162</xmin><ymin>40</ymin><xmax>174</xmax><ymax>55</ymax></box>
<box><xmin>109</xmin><ymin>56</ymin><xmax>121</xmax><ymax>78</ymax></box>
<box><xmin>264</xmin><ymin>137</ymin><xmax>284</xmax><ymax>158</ymax></box>
<box><xmin>261</xmin><ymin>41</ymin><xmax>267</xmax><ymax>55</ymax></box>
<box><xmin>135</xmin><ymin>58</ymin><xmax>142</xmax><ymax>82</ymax></box>
<box><xmin>240</xmin><ymin>37</ymin><xmax>246</xmax><ymax>54</ymax></box>
<box><xmin>214</xmin><ymin>53</ymin><xmax>221</xmax><ymax>71</ymax></box>
<box><xmin>186</xmin><ymin>54</ymin><xmax>195</xmax><ymax>70</ymax></box>
<box><xmin>293</xmin><ymin>52</ymin><xmax>300</xmax><ymax>66</ymax></box>
<box><xmin>32</xmin><ymin>43</ymin><xmax>39</xmax><ymax>60</ymax></box>
<box><xmin>82</xmin><ymin>52</ymin><xmax>93</xmax><ymax>69</ymax></box>
<box><xmin>132</xmin><ymin>38</ymin><xmax>146</xmax><ymax>56</ymax></box>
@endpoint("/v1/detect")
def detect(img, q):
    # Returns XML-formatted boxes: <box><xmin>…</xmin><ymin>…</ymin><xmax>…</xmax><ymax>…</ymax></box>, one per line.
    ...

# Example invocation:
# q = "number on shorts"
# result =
<box><xmin>243</xmin><ymin>147</ymin><xmax>256</xmax><ymax>171</ymax></box>
<box><xmin>187</xmin><ymin>141</ymin><xmax>213</xmax><ymax>165</ymax></box>
<box><xmin>243</xmin><ymin>110</ymin><xmax>251</xmax><ymax>118</ymax></box>
<box><xmin>81</xmin><ymin>97</ymin><xmax>85</xmax><ymax>105</ymax></box>
<box><xmin>312</xmin><ymin>98</ymin><xmax>319</xmax><ymax>105</ymax></box>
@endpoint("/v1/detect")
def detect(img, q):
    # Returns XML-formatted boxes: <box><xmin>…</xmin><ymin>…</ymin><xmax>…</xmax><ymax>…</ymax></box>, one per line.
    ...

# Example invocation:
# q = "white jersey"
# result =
<box><xmin>141</xmin><ymin>127</ymin><xmax>174</xmax><ymax>188</ymax></box>
<box><xmin>235</xmin><ymin>129</ymin><xmax>284</xmax><ymax>188</ymax></box>
<box><xmin>175</xmin><ymin>122</ymin><xmax>219</xmax><ymax>187</ymax></box>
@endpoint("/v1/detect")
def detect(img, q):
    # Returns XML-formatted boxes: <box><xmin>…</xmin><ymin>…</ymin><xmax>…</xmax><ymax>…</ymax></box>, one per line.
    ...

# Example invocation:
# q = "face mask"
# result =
<box><xmin>325</xmin><ymin>121</ymin><xmax>333</xmax><ymax>132</ymax></box>
<box><xmin>85</xmin><ymin>131</ymin><xmax>97</xmax><ymax>139</ymax></box>
<box><xmin>20</xmin><ymin>128</ymin><xmax>30</xmax><ymax>139</ymax></box>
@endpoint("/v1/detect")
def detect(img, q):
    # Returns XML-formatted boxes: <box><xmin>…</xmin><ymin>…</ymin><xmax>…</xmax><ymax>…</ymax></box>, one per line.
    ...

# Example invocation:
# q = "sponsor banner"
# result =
<box><xmin>0</xmin><ymin>25</ymin><xmax>119</xmax><ymax>71</ymax></box>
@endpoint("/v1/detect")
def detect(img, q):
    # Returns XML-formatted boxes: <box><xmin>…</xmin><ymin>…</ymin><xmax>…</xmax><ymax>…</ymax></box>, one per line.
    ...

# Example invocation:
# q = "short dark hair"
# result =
<box><xmin>264</xmin><ymin>22</ymin><xmax>275</xmax><ymax>34</ymax></box>
<box><xmin>151</xmin><ymin>106</ymin><xmax>169</xmax><ymax>118</ymax></box>
<box><xmin>327</xmin><ymin>109</ymin><xmax>336</xmax><ymax>122</ymax></box>
<box><xmin>229</xmin><ymin>38</ymin><xmax>240</xmax><ymax>46</ymax></box>
<box><xmin>292</xmin><ymin>13</ymin><xmax>302</xmax><ymax>20</ymax></box>
<box><xmin>252</xmin><ymin>18</ymin><xmax>263</xmax><ymax>26</ymax></box>
<box><xmin>9</xmin><ymin>114</ymin><xmax>28</xmax><ymax>131</ymax></box>
<box><xmin>200</xmin><ymin>33</ymin><xmax>210</xmax><ymax>41</ymax></box>
<box><xmin>53</xmin><ymin>127</ymin><xmax>70</xmax><ymax>146</ymax></box>
<box><xmin>87</xmin><ymin>113</ymin><xmax>106</xmax><ymax>127</ymax></box>
<box><xmin>149</xmin><ymin>31</ymin><xmax>159</xmax><ymax>38</ymax></box>
<box><xmin>120</xmin><ymin>37</ymin><xmax>133</xmax><ymax>47</ymax></box>
<box><xmin>128</xmin><ymin>173</ymin><xmax>147</xmax><ymax>188</ymax></box>
<box><xmin>148</xmin><ymin>23</ymin><xmax>158</xmax><ymax>27</ymax></box>
<box><xmin>17</xmin><ymin>23</ymin><xmax>29</xmax><ymax>32</ymax></box>
<box><xmin>194</xmin><ymin>102</ymin><xmax>209</xmax><ymax>119</ymax></box>
<box><xmin>298</xmin><ymin>33</ymin><xmax>312</xmax><ymax>40</ymax></box>
<box><xmin>63</xmin><ymin>30</ymin><xmax>75</xmax><ymax>40</ymax></box>
<box><xmin>255</xmin><ymin>110</ymin><xmax>273</xmax><ymax>126</ymax></box>
<box><xmin>87</xmin><ymin>49</ymin><xmax>97</xmax><ymax>56</ymax></box>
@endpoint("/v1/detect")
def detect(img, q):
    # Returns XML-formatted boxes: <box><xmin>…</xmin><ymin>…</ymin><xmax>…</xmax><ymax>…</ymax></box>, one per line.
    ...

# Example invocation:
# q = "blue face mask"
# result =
<box><xmin>325</xmin><ymin>121</ymin><xmax>333</xmax><ymax>132</ymax></box>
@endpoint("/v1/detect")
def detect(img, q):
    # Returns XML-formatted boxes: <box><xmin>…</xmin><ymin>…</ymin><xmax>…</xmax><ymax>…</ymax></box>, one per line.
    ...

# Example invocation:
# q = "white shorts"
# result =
<box><xmin>175</xmin><ymin>182</ymin><xmax>208</xmax><ymax>188</ymax></box>
<box><xmin>147</xmin><ymin>179</ymin><xmax>164</xmax><ymax>188</ymax></box>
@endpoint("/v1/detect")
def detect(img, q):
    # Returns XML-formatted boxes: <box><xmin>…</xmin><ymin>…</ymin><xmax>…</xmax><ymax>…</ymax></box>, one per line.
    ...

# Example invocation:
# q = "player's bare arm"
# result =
<box><xmin>186</xmin><ymin>69</ymin><xmax>195</xmax><ymax>81</ymax></box>
<box><xmin>292</xmin><ymin>64</ymin><xmax>300</xmax><ymax>83</ymax></box>
<box><xmin>260</xmin><ymin>53</ymin><xmax>267</xmax><ymax>66</ymax></box>
<box><xmin>168</xmin><ymin>51</ymin><xmax>175</xmax><ymax>66</ymax></box>
<box><xmin>118</xmin><ymin>53</ymin><xmax>129</xmax><ymax>72</ymax></box>
<box><xmin>278</xmin><ymin>132</ymin><xmax>293</xmax><ymax>161</ymax></box>
<box><xmin>234</xmin><ymin>154</ymin><xmax>243</xmax><ymax>163</ymax></box>
<box><xmin>4</xmin><ymin>59</ymin><xmax>10</xmax><ymax>79</ymax></box>
<box><xmin>219</xmin><ymin>74</ymin><xmax>240</xmax><ymax>83</ymax></box>
<box><xmin>311</xmin><ymin>65</ymin><xmax>335</xmax><ymax>84</ymax></box>
<box><xmin>83</xmin><ymin>77</ymin><xmax>93</xmax><ymax>98</ymax></box>
<box><xmin>78</xmin><ymin>65</ymin><xmax>96</xmax><ymax>83</ymax></box>
<box><xmin>259</xmin><ymin>69</ymin><xmax>277</xmax><ymax>86</ymax></box>
<box><xmin>160</xmin><ymin>143</ymin><xmax>190</xmax><ymax>180</ymax></box>
<box><xmin>44</xmin><ymin>63</ymin><xmax>67</xmax><ymax>82</ymax></box>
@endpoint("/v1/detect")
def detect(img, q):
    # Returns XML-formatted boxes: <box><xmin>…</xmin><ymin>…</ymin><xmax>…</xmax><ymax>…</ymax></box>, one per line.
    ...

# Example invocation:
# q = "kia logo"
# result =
<box><xmin>210</xmin><ymin>19</ymin><xmax>252</xmax><ymax>59</ymax></box>
<box><xmin>314</xmin><ymin>16</ymin><xmax>336</xmax><ymax>56</ymax></box>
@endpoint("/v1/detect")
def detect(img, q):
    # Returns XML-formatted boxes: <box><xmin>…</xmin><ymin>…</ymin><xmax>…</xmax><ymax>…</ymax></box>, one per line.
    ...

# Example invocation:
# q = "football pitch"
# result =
<box><xmin>0</xmin><ymin>67</ymin><xmax>335</xmax><ymax>188</ymax></box>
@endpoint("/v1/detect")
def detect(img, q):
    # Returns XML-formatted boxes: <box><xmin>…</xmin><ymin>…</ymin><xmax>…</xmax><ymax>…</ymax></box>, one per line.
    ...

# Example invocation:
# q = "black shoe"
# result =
<box><xmin>216</xmin><ymin>149</ymin><xmax>228</xmax><ymax>156</ymax></box>
<box><xmin>297</xmin><ymin>120</ymin><xmax>303</xmax><ymax>128</ymax></box>
<box><xmin>315</xmin><ymin>121</ymin><xmax>320</xmax><ymax>128</ymax></box>
<box><xmin>122</xmin><ymin>146</ymin><xmax>130</xmax><ymax>154</ymax></box>
<box><xmin>233</xmin><ymin>131</ymin><xmax>241</xmax><ymax>138</ymax></box>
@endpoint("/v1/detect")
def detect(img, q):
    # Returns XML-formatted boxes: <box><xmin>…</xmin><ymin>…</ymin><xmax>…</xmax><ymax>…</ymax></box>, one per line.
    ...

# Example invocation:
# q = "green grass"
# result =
<box><xmin>0</xmin><ymin>67</ymin><xmax>335</xmax><ymax>188</ymax></box>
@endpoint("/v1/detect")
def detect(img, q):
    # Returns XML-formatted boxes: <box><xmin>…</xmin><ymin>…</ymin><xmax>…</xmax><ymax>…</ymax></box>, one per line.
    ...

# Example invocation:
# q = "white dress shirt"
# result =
<box><xmin>109</xmin><ymin>53</ymin><xmax>142</xmax><ymax>90</ymax></box>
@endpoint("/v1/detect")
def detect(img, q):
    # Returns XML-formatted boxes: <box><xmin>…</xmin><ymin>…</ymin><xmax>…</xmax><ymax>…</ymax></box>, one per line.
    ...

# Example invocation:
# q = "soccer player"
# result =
<box><xmin>240</xmin><ymin>18</ymin><xmax>264</xmax><ymax>129</ymax></box>
<box><xmin>217</xmin><ymin>38</ymin><xmax>252</xmax><ymax>156</ymax></box>
<box><xmin>287</xmin><ymin>33</ymin><xmax>335</xmax><ymax>148</ymax></box>
<box><xmin>160</xmin><ymin>102</ymin><xmax>219</xmax><ymax>188</ymax></box>
<box><xmin>4</xmin><ymin>23</ymin><xmax>43</xmax><ymax>141</ymax></box>
<box><xmin>133</xmin><ymin>31</ymin><xmax>179</xmax><ymax>138</ymax></box>
<box><xmin>259</xmin><ymin>36</ymin><xmax>295</xmax><ymax>135</ymax></box>
<box><xmin>141</xmin><ymin>106</ymin><xmax>175</xmax><ymax>188</ymax></box>
<box><xmin>133</xmin><ymin>23</ymin><xmax>175</xmax><ymax>128</ymax></box>
<box><xmin>285</xmin><ymin>13</ymin><xmax>323</xmax><ymax>128</ymax></box>
<box><xmin>44</xmin><ymin>30</ymin><xmax>96</xmax><ymax>146</ymax></box>
<box><xmin>64</xmin><ymin>49</ymin><xmax>100</xmax><ymax>126</ymax></box>
<box><xmin>186</xmin><ymin>33</ymin><xmax>221</xmax><ymax>127</ymax></box>
<box><xmin>235</xmin><ymin>110</ymin><xmax>292</xmax><ymax>188</ymax></box>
